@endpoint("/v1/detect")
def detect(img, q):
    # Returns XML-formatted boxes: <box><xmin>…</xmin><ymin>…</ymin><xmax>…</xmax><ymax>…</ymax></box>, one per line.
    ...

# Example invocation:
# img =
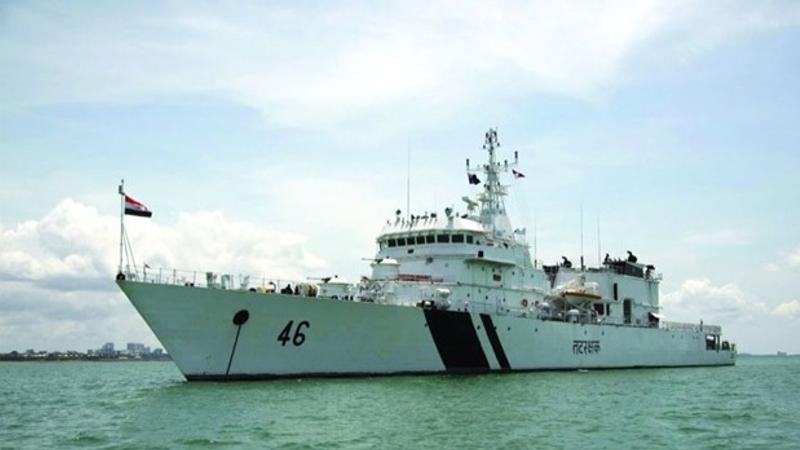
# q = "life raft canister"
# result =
<box><xmin>521</xmin><ymin>298</ymin><xmax>529</xmax><ymax>307</ymax></box>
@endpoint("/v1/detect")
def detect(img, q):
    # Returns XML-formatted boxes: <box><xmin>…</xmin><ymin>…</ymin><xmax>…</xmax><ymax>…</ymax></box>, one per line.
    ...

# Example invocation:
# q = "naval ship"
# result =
<box><xmin>116</xmin><ymin>129</ymin><xmax>736</xmax><ymax>380</ymax></box>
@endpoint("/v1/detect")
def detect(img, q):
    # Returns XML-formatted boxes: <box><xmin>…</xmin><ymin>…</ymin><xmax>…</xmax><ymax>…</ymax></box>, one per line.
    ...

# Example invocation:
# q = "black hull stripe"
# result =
<box><xmin>480</xmin><ymin>314</ymin><xmax>511</xmax><ymax>370</ymax></box>
<box><xmin>423</xmin><ymin>309</ymin><xmax>489</xmax><ymax>371</ymax></box>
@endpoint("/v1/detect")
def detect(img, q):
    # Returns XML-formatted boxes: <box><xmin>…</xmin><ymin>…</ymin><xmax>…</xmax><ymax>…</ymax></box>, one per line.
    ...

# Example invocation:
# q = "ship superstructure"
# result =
<box><xmin>116</xmin><ymin>129</ymin><xmax>735</xmax><ymax>380</ymax></box>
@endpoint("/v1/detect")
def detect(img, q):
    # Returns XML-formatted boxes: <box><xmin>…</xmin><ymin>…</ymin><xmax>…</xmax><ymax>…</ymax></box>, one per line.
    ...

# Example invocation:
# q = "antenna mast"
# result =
<box><xmin>580</xmin><ymin>201</ymin><xmax>585</xmax><ymax>270</ymax></box>
<box><xmin>471</xmin><ymin>128</ymin><xmax>518</xmax><ymax>238</ymax></box>
<box><xmin>406</xmin><ymin>138</ymin><xmax>411</xmax><ymax>220</ymax></box>
<box><xmin>597</xmin><ymin>216</ymin><xmax>602</xmax><ymax>266</ymax></box>
<box><xmin>533</xmin><ymin>209</ymin><xmax>538</xmax><ymax>267</ymax></box>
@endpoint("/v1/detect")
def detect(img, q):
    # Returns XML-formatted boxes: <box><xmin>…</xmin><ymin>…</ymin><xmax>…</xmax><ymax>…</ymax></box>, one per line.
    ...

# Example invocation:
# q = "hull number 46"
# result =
<box><xmin>278</xmin><ymin>320</ymin><xmax>310</xmax><ymax>346</ymax></box>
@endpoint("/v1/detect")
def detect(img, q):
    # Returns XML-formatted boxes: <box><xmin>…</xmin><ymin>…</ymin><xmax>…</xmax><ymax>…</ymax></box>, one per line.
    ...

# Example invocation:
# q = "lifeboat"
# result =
<box><xmin>552</xmin><ymin>273</ymin><xmax>602</xmax><ymax>307</ymax></box>
<box><xmin>560</xmin><ymin>288</ymin><xmax>602</xmax><ymax>303</ymax></box>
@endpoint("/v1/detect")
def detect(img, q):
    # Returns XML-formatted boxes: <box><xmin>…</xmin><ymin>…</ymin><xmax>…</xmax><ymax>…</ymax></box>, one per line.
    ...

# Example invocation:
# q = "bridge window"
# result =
<box><xmin>437</xmin><ymin>234</ymin><xmax>450</xmax><ymax>243</ymax></box>
<box><xmin>466</xmin><ymin>235</ymin><xmax>474</xmax><ymax>244</ymax></box>
<box><xmin>416</xmin><ymin>236</ymin><xmax>425</xmax><ymax>245</ymax></box>
<box><xmin>493</xmin><ymin>274</ymin><xmax>501</xmax><ymax>282</ymax></box>
<box><xmin>452</xmin><ymin>234</ymin><xmax>465</xmax><ymax>243</ymax></box>
<box><xmin>425</xmin><ymin>235</ymin><xmax>435</xmax><ymax>244</ymax></box>
<box><xmin>397</xmin><ymin>237</ymin><xmax>406</xmax><ymax>246</ymax></box>
<box><xmin>388</xmin><ymin>239</ymin><xmax>397</xmax><ymax>247</ymax></box>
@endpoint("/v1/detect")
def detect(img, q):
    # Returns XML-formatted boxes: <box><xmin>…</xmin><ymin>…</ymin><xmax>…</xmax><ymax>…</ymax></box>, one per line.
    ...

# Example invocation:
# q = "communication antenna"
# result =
<box><xmin>406</xmin><ymin>137</ymin><xmax>411</xmax><ymax>221</ymax></box>
<box><xmin>597</xmin><ymin>216</ymin><xmax>602</xmax><ymax>266</ymax></box>
<box><xmin>533</xmin><ymin>208</ymin><xmax>538</xmax><ymax>267</ymax></box>
<box><xmin>580</xmin><ymin>201</ymin><xmax>585</xmax><ymax>271</ymax></box>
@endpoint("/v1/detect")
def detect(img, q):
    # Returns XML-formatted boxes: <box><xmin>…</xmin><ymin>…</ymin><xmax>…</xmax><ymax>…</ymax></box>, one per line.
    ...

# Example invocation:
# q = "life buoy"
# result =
<box><xmin>521</xmin><ymin>298</ymin><xmax>529</xmax><ymax>308</ymax></box>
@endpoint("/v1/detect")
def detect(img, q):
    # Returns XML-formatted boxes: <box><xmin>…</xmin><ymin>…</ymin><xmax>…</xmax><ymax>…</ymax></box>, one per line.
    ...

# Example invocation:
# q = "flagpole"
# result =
<box><xmin>118</xmin><ymin>179</ymin><xmax>125</xmax><ymax>275</ymax></box>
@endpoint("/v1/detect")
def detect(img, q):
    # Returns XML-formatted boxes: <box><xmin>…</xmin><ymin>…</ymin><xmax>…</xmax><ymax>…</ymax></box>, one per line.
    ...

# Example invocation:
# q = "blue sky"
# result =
<box><xmin>1</xmin><ymin>1</ymin><xmax>799</xmax><ymax>353</ymax></box>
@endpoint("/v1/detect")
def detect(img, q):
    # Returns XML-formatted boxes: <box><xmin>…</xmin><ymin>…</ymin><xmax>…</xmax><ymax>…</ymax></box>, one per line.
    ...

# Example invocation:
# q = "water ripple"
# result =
<box><xmin>1</xmin><ymin>357</ymin><xmax>799</xmax><ymax>449</ymax></box>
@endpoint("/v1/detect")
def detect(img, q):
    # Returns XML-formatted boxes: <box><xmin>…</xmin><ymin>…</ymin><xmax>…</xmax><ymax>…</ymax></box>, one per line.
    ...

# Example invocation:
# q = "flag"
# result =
<box><xmin>124</xmin><ymin>195</ymin><xmax>152</xmax><ymax>218</ymax></box>
<box><xmin>512</xmin><ymin>169</ymin><xmax>525</xmax><ymax>179</ymax></box>
<box><xmin>468</xmin><ymin>173</ymin><xmax>481</xmax><ymax>185</ymax></box>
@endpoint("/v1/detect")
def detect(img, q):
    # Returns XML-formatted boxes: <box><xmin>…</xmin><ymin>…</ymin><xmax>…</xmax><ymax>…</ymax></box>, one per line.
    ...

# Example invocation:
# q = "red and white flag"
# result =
<box><xmin>512</xmin><ymin>169</ymin><xmax>526</xmax><ymax>179</ymax></box>
<box><xmin>124</xmin><ymin>195</ymin><xmax>152</xmax><ymax>218</ymax></box>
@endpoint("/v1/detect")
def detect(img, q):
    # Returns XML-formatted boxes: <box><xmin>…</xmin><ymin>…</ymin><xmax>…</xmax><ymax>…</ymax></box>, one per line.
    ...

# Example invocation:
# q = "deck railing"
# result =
<box><xmin>661</xmin><ymin>320</ymin><xmax>722</xmax><ymax>335</ymax></box>
<box><xmin>121</xmin><ymin>266</ymin><xmax>304</xmax><ymax>292</ymax></box>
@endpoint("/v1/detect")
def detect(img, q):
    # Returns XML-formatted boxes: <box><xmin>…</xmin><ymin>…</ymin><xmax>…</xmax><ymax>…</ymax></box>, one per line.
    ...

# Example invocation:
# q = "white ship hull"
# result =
<box><xmin>119</xmin><ymin>281</ymin><xmax>735</xmax><ymax>380</ymax></box>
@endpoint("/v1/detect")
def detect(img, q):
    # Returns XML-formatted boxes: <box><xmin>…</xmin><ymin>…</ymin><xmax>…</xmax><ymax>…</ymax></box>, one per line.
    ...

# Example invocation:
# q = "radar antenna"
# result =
<box><xmin>461</xmin><ymin>196</ymin><xmax>479</xmax><ymax>212</ymax></box>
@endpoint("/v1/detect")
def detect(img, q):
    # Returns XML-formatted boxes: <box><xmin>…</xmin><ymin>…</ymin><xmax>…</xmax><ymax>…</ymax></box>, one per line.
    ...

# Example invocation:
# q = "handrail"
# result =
<box><xmin>120</xmin><ymin>266</ymin><xmax>308</xmax><ymax>292</ymax></box>
<box><xmin>661</xmin><ymin>320</ymin><xmax>722</xmax><ymax>335</ymax></box>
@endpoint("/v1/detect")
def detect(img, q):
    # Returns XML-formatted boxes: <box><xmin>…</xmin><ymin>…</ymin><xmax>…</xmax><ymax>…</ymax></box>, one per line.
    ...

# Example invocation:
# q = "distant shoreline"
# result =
<box><xmin>0</xmin><ymin>353</ymin><xmax>171</xmax><ymax>362</ymax></box>
<box><xmin>0</xmin><ymin>359</ymin><xmax>172</xmax><ymax>363</ymax></box>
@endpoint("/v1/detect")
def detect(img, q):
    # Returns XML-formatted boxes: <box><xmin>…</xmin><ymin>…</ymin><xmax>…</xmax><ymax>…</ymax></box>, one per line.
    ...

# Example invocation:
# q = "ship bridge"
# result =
<box><xmin>375</xmin><ymin>212</ymin><xmax>533</xmax><ymax>275</ymax></box>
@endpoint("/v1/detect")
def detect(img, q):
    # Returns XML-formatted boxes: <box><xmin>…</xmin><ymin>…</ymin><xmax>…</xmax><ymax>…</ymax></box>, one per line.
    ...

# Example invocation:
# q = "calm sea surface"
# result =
<box><xmin>1</xmin><ymin>356</ymin><xmax>798</xmax><ymax>449</ymax></box>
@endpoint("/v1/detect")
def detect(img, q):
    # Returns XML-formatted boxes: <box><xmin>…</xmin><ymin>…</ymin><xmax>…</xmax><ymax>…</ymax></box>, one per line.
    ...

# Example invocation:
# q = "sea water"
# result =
<box><xmin>1</xmin><ymin>355</ymin><xmax>798</xmax><ymax>449</ymax></box>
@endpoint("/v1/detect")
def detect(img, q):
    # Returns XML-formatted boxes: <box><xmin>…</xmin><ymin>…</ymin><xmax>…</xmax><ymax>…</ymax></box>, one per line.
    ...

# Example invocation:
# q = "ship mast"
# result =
<box><xmin>467</xmin><ymin>128</ymin><xmax>518</xmax><ymax>239</ymax></box>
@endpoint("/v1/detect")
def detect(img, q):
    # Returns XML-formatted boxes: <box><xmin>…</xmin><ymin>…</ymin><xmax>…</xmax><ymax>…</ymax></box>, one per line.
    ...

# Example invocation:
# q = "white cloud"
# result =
<box><xmin>684</xmin><ymin>229</ymin><xmax>749</xmax><ymax>245</ymax></box>
<box><xmin>2</xmin><ymin>1</ymin><xmax>798</xmax><ymax>126</ymax></box>
<box><xmin>788</xmin><ymin>247</ymin><xmax>800</xmax><ymax>267</ymax></box>
<box><xmin>763</xmin><ymin>245</ymin><xmax>800</xmax><ymax>272</ymax></box>
<box><xmin>0</xmin><ymin>199</ymin><xmax>117</xmax><ymax>284</ymax></box>
<box><xmin>0</xmin><ymin>199</ymin><xmax>325</xmax><ymax>286</ymax></box>
<box><xmin>660</xmin><ymin>279</ymin><xmax>800</xmax><ymax>353</ymax></box>
<box><xmin>661</xmin><ymin>278</ymin><xmax>767</xmax><ymax>323</ymax></box>
<box><xmin>0</xmin><ymin>199</ymin><xmax>325</xmax><ymax>351</ymax></box>
<box><xmin>773</xmin><ymin>300</ymin><xmax>800</xmax><ymax>319</ymax></box>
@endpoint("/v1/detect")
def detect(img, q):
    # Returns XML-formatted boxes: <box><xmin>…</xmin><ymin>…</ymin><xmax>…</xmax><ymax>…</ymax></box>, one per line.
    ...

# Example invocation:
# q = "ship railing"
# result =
<box><xmin>120</xmin><ymin>266</ymin><xmax>306</xmax><ymax>292</ymax></box>
<box><xmin>461</xmin><ymin>301</ymin><xmax>507</xmax><ymax>315</ymax></box>
<box><xmin>660</xmin><ymin>320</ymin><xmax>722</xmax><ymax>335</ymax></box>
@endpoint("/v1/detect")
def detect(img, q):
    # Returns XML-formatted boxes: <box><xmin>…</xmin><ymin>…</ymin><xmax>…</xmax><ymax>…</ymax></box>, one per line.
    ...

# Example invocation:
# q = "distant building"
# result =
<box><xmin>98</xmin><ymin>342</ymin><xmax>115</xmax><ymax>357</ymax></box>
<box><xmin>126</xmin><ymin>343</ymin><xmax>149</xmax><ymax>355</ymax></box>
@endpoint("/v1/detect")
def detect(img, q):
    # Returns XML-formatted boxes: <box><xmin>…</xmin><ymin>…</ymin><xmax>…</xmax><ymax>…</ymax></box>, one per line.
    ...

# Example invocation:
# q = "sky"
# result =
<box><xmin>1</xmin><ymin>1</ymin><xmax>799</xmax><ymax>354</ymax></box>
